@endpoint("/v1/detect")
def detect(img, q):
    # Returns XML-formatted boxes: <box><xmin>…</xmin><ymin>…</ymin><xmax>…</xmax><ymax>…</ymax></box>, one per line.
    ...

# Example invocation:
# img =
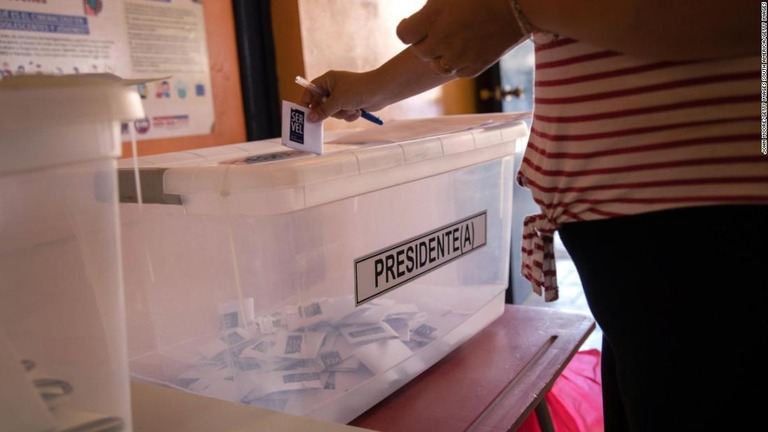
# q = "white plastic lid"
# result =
<box><xmin>126</xmin><ymin>119</ymin><xmax>529</xmax><ymax>216</ymax></box>
<box><xmin>0</xmin><ymin>73</ymin><xmax>145</xmax><ymax>129</ymax></box>
<box><xmin>0</xmin><ymin>74</ymin><xmax>146</xmax><ymax>173</ymax></box>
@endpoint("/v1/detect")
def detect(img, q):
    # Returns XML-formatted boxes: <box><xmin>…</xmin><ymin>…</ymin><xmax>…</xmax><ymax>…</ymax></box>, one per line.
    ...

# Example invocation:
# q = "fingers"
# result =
<box><xmin>398</xmin><ymin>1</ymin><xmax>459</xmax><ymax>70</ymax></box>
<box><xmin>308</xmin><ymin>105</ymin><xmax>328</xmax><ymax>123</ymax></box>
<box><xmin>396</xmin><ymin>3</ymin><xmax>432</xmax><ymax>45</ymax></box>
<box><xmin>300</xmin><ymin>79</ymin><xmax>328</xmax><ymax>122</ymax></box>
<box><xmin>303</xmin><ymin>71</ymin><xmax>371</xmax><ymax>123</ymax></box>
<box><xmin>397</xmin><ymin>0</ymin><xmax>521</xmax><ymax>80</ymax></box>
<box><xmin>304</xmin><ymin>75</ymin><xmax>332</xmax><ymax>122</ymax></box>
<box><xmin>309</xmin><ymin>105</ymin><xmax>360</xmax><ymax>123</ymax></box>
<box><xmin>338</xmin><ymin>110</ymin><xmax>361</xmax><ymax>123</ymax></box>
<box><xmin>300</xmin><ymin>89</ymin><xmax>317</xmax><ymax>108</ymax></box>
<box><xmin>308</xmin><ymin>94</ymin><xmax>360</xmax><ymax>123</ymax></box>
<box><xmin>306</xmin><ymin>93</ymin><xmax>330</xmax><ymax>122</ymax></box>
<box><xmin>396</xmin><ymin>17</ymin><xmax>426</xmax><ymax>47</ymax></box>
<box><xmin>431</xmin><ymin>56</ymin><xmax>456</xmax><ymax>76</ymax></box>
<box><xmin>397</xmin><ymin>1</ymin><xmax>445</xmax><ymax>62</ymax></box>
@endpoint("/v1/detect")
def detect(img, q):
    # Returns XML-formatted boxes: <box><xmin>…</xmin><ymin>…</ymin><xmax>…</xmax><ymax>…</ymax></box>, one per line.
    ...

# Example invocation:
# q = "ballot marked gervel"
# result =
<box><xmin>281</xmin><ymin>100</ymin><xmax>324</xmax><ymax>155</ymax></box>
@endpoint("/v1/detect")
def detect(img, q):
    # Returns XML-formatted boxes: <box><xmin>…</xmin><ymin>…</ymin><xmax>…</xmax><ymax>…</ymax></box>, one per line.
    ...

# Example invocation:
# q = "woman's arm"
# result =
<box><xmin>396</xmin><ymin>0</ymin><xmax>755</xmax><ymax>72</ymax></box>
<box><xmin>306</xmin><ymin>0</ymin><xmax>757</xmax><ymax>122</ymax></box>
<box><xmin>305</xmin><ymin>48</ymin><xmax>455</xmax><ymax>123</ymax></box>
<box><xmin>519</xmin><ymin>0</ymin><xmax>755</xmax><ymax>60</ymax></box>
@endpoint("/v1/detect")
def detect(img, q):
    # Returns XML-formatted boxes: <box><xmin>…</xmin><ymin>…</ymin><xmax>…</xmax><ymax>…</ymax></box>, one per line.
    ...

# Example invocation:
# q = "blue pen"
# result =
<box><xmin>295</xmin><ymin>75</ymin><xmax>384</xmax><ymax>126</ymax></box>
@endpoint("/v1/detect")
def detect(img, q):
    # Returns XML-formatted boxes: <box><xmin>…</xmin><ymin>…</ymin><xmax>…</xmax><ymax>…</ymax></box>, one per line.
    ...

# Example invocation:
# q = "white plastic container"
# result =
<box><xmin>119</xmin><ymin>119</ymin><xmax>527</xmax><ymax>424</ymax></box>
<box><xmin>0</xmin><ymin>75</ymin><xmax>144</xmax><ymax>432</ymax></box>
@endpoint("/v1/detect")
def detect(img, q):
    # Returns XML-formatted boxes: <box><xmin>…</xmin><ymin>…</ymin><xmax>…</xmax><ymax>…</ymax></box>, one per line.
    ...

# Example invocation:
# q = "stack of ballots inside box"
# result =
<box><xmin>170</xmin><ymin>287</ymin><xmax>481</xmax><ymax>415</ymax></box>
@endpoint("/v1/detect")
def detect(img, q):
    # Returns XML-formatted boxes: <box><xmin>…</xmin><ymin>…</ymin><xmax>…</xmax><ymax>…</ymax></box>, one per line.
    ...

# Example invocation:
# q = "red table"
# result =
<box><xmin>350</xmin><ymin>305</ymin><xmax>596</xmax><ymax>432</ymax></box>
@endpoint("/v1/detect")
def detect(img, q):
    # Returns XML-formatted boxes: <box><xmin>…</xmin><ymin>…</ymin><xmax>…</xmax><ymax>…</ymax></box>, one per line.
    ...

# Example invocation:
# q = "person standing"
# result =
<box><xmin>301</xmin><ymin>1</ymin><xmax>766</xmax><ymax>430</ymax></box>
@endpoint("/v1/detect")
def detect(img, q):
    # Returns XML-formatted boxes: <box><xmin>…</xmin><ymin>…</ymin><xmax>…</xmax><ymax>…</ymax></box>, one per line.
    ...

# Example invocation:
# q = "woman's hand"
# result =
<box><xmin>302</xmin><ymin>48</ymin><xmax>455</xmax><ymax>123</ymax></box>
<box><xmin>301</xmin><ymin>71</ymin><xmax>381</xmax><ymax>123</ymax></box>
<box><xmin>396</xmin><ymin>0</ymin><xmax>526</xmax><ymax>78</ymax></box>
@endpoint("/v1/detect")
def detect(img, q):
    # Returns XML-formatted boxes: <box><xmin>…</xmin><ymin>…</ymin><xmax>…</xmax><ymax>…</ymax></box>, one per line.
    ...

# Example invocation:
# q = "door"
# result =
<box><xmin>232</xmin><ymin>0</ymin><xmax>281</xmax><ymax>140</ymax></box>
<box><xmin>474</xmin><ymin>40</ymin><xmax>537</xmax><ymax>305</ymax></box>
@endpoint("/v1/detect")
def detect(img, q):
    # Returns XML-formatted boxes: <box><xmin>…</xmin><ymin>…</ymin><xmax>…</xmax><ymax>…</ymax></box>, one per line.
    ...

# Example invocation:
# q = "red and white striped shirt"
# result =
<box><xmin>518</xmin><ymin>34</ymin><xmax>766</xmax><ymax>302</ymax></box>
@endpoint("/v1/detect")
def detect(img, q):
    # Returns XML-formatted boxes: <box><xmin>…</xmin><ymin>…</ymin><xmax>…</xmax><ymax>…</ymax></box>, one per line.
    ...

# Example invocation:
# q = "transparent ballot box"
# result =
<box><xmin>119</xmin><ymin>119</ymin><xmax>527</xmax><ymax>424</ymax></box>
<box><xmin>0</xmin><ymin>75</ymin><xmax>144</xmax><ymax>432</ymax></box>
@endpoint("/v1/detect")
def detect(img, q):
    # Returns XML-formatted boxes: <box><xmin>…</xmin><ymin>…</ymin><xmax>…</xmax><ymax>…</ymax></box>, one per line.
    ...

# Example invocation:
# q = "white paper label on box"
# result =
<box><xmin>354</xmin><ymin>211</ymin><xmax>487</xmax><ymax>306</ymax></box>
<box><xmin>281</xmin><ymin>100</ymin><xmax>323</xmax><ymax>155</ymax></box>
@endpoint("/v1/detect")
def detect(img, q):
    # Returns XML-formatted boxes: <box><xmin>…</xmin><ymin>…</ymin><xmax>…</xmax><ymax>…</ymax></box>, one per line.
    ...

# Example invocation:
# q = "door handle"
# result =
<box><xmin>479</xmin><ymin>85</ymin><xmax>524</xmax><ymax>102</ymax></box>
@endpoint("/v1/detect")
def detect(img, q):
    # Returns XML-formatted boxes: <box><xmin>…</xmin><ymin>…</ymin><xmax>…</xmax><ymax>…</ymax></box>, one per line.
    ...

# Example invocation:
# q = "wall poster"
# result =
<box><xmin>0</xmin><ymin>0</ymin><xmax>214</xmax><ymax>140</ymax></box>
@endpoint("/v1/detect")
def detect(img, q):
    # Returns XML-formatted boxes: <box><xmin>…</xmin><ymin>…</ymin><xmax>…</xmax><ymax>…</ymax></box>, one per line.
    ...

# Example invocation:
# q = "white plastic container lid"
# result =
<box><xmin>124</xmin><ymin>119</ymin><xmax>529</xmax><ymax>216</ymax></box>
<box><xmin>0</xmin><ymin>73</ymin><xmax>145</xmax><ymax>173</ymax></box>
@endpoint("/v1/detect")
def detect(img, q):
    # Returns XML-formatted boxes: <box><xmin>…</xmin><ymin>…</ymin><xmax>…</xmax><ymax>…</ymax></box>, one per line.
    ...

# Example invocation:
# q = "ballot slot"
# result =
<box><xmin>119</xmin><ymin>119</ymin><xmax>525</xmax><ymax>424</ymax></box>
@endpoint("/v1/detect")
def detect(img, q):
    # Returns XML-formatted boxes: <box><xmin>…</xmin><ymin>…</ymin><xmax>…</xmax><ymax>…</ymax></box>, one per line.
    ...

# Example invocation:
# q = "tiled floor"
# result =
<box><xmin>522</xmin><ymin>233</ymin><xmax>603</xmax><ymax>352</ymax></box>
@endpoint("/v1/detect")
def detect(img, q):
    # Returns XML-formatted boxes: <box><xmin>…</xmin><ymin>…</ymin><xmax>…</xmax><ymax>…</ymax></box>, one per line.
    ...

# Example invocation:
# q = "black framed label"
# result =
<box><xmin>354</xmin><ymin>211</ymin><xmax>487</xmax><ymax>306</ymax></box>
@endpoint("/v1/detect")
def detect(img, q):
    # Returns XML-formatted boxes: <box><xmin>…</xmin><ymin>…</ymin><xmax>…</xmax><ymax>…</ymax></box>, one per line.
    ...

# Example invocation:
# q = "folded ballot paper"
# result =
<box><xmin>282</xmin><ymin>100</ymin><xmax>324</xmax><ymax>155</ymax></box>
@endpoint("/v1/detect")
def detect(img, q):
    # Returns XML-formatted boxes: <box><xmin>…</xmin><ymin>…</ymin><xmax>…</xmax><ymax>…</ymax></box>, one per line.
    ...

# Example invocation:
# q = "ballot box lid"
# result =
<box><xmin>118</xmin><ymin>115</ymin><xmax>529</xmax><ymax>215</ymax></box>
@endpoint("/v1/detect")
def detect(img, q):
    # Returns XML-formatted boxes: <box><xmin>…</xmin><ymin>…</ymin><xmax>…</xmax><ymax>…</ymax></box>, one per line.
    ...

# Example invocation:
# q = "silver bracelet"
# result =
<box><xmin>509</xmin><ymin>0</ymin><xmax>537</xmax><ymax>37</ymax></box>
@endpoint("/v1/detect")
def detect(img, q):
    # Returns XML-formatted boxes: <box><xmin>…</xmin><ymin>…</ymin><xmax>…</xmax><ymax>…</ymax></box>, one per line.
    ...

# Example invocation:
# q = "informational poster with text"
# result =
<box><xmin>0</xmin><ymin>0</ymin><xmax>215</xmax><ymax>140</ymax></box>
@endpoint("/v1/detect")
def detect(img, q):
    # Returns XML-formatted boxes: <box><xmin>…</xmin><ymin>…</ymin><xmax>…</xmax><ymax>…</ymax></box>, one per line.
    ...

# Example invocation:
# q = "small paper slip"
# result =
<box><xmin>277</xmin><ymin>331</ymin><xmax>326</xmax><ymax>359</ymax></box>
<box><xmin>281</xmin><ymin>100</ymin><xmax>324</xmax><ymax>155</ymax></box>
<box><xmin>341</xmin><ymin>322</ymin><xmax>399</xmax><ymax>345</ymax></box>
<box><xmin>355</xmin><ymin>339</ymin><xmax>413</xmax><ymax>375</ymax></box>
<box><xmin>218</xmin><ymin>298</ymin><xmax>255</xmax><ymax>329</ymax></box>
<box><xmin>327</xmin><ymin>112</ymin><xmax>531</xmax><ymax>144</ymax></box>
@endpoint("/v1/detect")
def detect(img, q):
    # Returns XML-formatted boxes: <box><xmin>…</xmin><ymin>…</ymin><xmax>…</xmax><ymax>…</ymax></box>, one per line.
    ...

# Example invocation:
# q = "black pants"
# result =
<box><xmin>558</xmin><ymin>205</ymin><xmax>768</xmax><ymax>432</ymax></box>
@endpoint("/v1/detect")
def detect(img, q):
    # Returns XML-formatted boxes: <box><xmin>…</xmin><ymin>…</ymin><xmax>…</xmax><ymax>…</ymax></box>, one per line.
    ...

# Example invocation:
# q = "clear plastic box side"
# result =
<box><xmin>1</xmin><ymin>76</ymin><xmax>145</xmax><ymax>432</ymax></box>
<box><xmin>120</xmin><ymin>150</ymin><xmax>516</xmax><ymax>423</ymax></box>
